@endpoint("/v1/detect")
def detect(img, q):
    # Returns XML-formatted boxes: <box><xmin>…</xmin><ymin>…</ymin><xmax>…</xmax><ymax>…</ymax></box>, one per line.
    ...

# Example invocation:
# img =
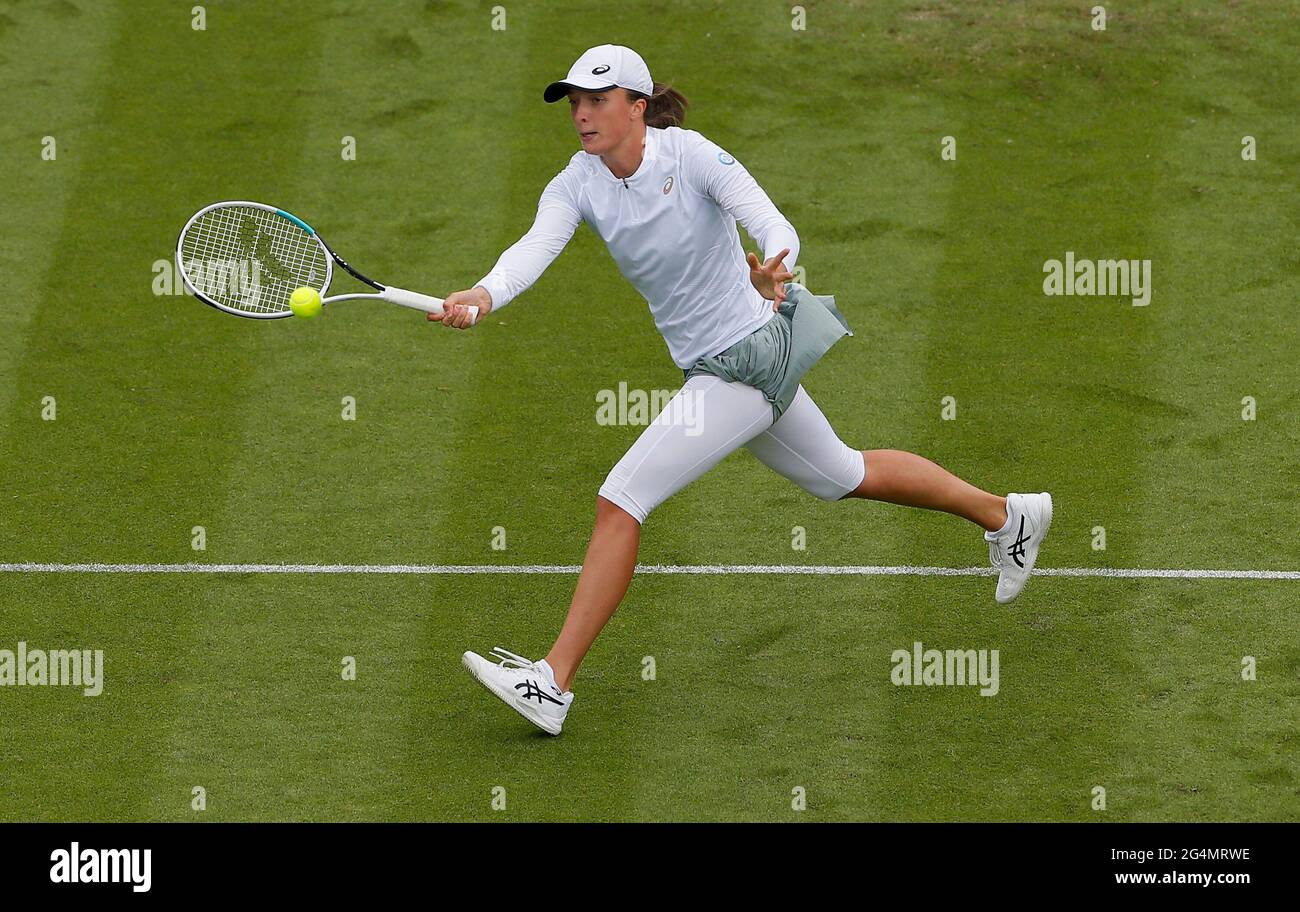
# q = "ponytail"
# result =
<box><xmin>629</xmin><ymin>82</ymin><xmax>690</xmax><ymax>129</ymax></box>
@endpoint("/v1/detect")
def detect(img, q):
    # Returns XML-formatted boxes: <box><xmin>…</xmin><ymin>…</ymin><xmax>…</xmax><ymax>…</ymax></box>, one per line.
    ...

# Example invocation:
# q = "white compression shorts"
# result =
<box><xmin>597</xmin><ymin>374</ymin><xmax>866</xmax><ymax>524</ymax></box>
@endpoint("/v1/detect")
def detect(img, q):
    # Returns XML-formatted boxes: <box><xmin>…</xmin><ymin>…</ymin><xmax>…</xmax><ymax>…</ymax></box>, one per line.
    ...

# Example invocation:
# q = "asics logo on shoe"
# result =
<box><xmin>516</xmin><ymin>679</ymin><xmax>564</xmax><ymax>705</ymax></box>
<box><xmin>1009</xmin><ymin>516</ymin><xmax>1030</xmax><ymax>568</ymax></box>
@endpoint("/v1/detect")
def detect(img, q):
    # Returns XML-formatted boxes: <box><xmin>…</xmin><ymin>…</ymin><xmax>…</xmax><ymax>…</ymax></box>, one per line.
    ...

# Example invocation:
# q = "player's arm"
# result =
<box><xmin>432</xmin><ymin>166</ymin><xmax>584</xmax><ymax>329</ymax></box>
<box><xmin>685</xmin><ymin>133</ymin><xmax>800</xmax><ymax>304</ymax></box>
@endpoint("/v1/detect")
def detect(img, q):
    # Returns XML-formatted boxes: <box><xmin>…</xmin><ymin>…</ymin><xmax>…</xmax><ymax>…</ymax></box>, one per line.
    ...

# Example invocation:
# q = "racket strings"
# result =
<box><xmin>179</xmin><ymin>206</ymin><xmax>329</xmax><ymax>315</ymax></box>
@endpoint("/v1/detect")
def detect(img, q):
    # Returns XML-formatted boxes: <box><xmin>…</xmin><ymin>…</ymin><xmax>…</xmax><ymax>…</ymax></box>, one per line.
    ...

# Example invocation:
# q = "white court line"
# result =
<box><xmin>0</xmin><ymin>563</ymin><xmax>1297</xmax><ymax>580</ymax></box>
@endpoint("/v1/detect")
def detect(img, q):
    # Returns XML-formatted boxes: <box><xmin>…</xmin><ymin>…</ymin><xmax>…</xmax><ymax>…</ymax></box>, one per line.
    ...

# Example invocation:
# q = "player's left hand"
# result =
<box><xmin>747</xmin><ymin>248</ymin><xmax>794</xmax><ymax>309</ymax></box>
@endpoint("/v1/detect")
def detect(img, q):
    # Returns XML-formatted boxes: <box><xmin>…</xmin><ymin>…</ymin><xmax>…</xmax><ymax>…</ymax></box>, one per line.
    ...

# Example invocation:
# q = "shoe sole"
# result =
<box><xmin>462</xmin><ymin>653</ymin><xmax>563</xmax><ymax>735</ymax></box>
<box><xmin>998</xmin><ymin>492</ymin><xmax>1053</xmax><ymax>604</ymax></box>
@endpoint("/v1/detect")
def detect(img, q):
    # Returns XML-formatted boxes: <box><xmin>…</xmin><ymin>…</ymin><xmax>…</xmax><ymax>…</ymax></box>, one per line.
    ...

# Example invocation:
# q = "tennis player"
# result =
<box><xmin>437</xmin><ymin>45</ymin><xmax>1053</xmax><ymax>735</ymax></box>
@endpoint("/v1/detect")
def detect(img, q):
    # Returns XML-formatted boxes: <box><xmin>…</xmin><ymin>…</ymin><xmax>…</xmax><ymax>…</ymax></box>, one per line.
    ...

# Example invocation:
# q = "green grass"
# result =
<box><xmin>0</xmin><ymin>0</ymin><xmax>1296</xmax><ymax>821</ymax></box>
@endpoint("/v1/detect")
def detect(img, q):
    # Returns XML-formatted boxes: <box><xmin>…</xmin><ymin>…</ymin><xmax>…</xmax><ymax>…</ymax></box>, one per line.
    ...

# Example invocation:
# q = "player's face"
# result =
<box><xmin>568</xmin><ymin>89</ymin><xmax>643</xmax><ymax>154</ymax></box>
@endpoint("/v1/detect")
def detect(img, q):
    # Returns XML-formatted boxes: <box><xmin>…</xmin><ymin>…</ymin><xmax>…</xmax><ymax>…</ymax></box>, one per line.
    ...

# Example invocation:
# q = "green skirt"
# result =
<box><xmin>682</xmin><ymin>283</ymin><xmax>853</xmax><ymax>420</ymax></box>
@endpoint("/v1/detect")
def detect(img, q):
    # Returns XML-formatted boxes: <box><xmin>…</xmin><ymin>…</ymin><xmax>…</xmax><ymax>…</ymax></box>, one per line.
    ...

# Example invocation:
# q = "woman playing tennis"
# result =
<box><xmin>436</xmin><ymin>45</ymin><xmax>1053</xmax><ymax>735</ymax></box>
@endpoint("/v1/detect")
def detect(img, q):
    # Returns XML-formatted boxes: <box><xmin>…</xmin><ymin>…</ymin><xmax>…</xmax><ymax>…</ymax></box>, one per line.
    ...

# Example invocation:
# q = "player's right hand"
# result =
<box><xmin>429</xmin><ymin>286</ymin><xmax>492</xmax><ymax>329</ymax></box>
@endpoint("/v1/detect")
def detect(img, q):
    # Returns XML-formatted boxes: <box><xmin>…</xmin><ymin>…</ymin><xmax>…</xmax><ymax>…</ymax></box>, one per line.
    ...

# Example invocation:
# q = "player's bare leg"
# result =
<box><xmin>544</xmin><ymin>495</ymin><xmax>640</xmax><ymax>692</ymax></box>
<box><xmin>842</xmin><ymin>449</ymin><xmax>1008</xmax><ymax>532</ymax></box>
<box><xmin>844</xmin><ymin>448</ymin><xmax>1052</xmax><ymax>603</ymax></box>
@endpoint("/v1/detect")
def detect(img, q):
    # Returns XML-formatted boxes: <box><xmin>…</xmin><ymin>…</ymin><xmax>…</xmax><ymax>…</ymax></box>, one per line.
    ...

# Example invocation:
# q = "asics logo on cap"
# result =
<box><xmin>543</xmin><ymin>45</ymin><xmax>653</xmax><ymax>103</ymax></box>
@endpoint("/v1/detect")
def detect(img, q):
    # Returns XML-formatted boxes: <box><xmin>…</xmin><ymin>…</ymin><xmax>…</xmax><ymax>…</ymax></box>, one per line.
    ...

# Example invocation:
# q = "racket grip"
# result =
<box><xmin>385</xmin><ymin>286</ymin><xmax>479</xmax><ymax>323</ymax></box>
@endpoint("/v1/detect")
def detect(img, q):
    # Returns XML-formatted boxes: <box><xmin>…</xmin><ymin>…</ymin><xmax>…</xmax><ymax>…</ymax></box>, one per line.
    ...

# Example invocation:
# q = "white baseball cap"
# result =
<box><xmin>543</xmin><ymin>44</ymin><xmax>654</xmax><ymax>103</ymax></box>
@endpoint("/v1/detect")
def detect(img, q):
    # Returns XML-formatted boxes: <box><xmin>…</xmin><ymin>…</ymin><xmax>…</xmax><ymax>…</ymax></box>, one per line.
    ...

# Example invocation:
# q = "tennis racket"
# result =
<box><xmin>175</xmin><ymin>200</ymin><xmax>477</xmax><ymax>322</ymax></box>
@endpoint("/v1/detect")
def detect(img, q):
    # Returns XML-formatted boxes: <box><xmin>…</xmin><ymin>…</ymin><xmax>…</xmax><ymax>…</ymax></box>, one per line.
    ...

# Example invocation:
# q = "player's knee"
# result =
<box><xmin>812</xmin><ymin>481</ymin><xmax>849</xmax><ymax>501</ymax></box>
<box><xmin>596</xmin><ymin>475</ymin><xmax>647</xmax><ymax>525</ymax></box>
<box><xmin>813</xmin><ymin>444</ymin><xmax>865</xmax><ymax>501</ymax></box>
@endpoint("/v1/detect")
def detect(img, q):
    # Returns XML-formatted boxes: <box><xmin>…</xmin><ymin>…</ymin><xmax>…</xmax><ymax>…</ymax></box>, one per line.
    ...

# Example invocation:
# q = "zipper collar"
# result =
<box><xmin>594</xmin><ymin>126</ymin><xmax>658</xmax><ymax>185</ymax></box>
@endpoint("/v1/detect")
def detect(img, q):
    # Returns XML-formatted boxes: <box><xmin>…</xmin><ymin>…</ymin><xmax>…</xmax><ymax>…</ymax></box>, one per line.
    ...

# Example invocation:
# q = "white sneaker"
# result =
<box><xmin>462</xmin><ymin>647</ymin><xmax>574</xmax><ymax>735</ymax></box>
<box><xmin>984</xmin><ymin>492</ymin><xmax>1053</xmax><ymax>604</ymax></box>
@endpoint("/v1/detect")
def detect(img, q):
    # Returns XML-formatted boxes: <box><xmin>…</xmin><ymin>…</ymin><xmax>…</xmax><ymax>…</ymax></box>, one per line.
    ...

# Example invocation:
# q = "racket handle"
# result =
<box><xmin>384</xmin><ymin>286</ymin><xmax>479</xmax><ymax>323</ymax></box>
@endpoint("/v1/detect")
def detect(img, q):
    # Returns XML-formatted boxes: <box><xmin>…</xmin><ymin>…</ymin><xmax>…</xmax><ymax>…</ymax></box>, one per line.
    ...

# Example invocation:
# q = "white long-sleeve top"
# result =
<box><xmin>475</xmin><ymin>125</ymin><xmax>800</xmax><ymax>368</ymax></box>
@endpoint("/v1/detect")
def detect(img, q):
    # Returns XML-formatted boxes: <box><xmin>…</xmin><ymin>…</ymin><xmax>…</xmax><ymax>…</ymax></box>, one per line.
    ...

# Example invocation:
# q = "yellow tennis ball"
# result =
<box><xmin>289</xmin><ymin>286</ymin><xmax>322</xmax><ymax>318</ymax></box>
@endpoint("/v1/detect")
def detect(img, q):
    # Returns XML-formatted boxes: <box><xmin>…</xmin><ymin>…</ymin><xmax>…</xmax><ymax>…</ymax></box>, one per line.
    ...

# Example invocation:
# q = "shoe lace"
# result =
<box><xmin>490</xmin><ymin>646</ymin><xmax>538</xmax><ymax>671</ymax></box>
<box><xmin>988</xmin><ymin>538</ymin><xmax>1005</xmax><ymax>570</ymax></box>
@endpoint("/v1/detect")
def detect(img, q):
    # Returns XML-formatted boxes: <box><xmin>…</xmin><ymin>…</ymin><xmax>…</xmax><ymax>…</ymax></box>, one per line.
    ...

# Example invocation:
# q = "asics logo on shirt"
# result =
<box><xmin>1008</xmin><ymin>516</ymin><xmax>1030</xmax><ymax>568</ymax></box>
<box><xmin>662</xmin><ymin>176</ymin><xmax>674</xmax><ymax>195</ymax></box>
<box><xmin>516</xmin><ymin>679</ymin><xmax>564</xmax><ymax>705</ymax></box>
